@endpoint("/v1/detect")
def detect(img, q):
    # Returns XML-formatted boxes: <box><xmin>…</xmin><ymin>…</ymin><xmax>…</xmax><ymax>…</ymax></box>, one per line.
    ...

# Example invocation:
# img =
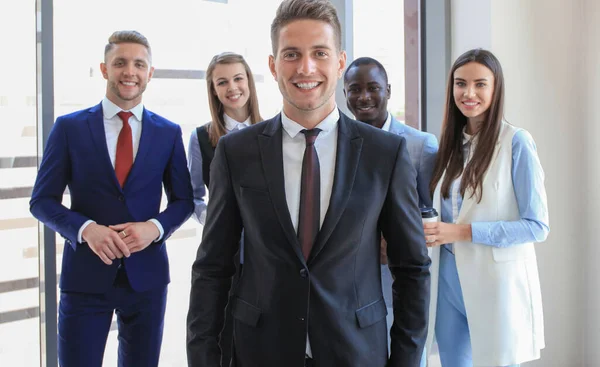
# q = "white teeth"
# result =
<box><xmin>358</xmin><ymin>107</ymin><xmax>374</xmax><ymax>111</ymax></box>
<box><xmin>463</xmin><ymin>102</ymin><xmax>478</xmax><ymax>106</ymax></box>
<box><xmin>228</xmin><ymin>94</ymin><xmax>242</xmax><ymax>101</ymax></box>
<box><xmin>295</xmin><ymin>82</ymin><xmax>319</xmax><ymax>89</ymax></box>
<box><xmin>122</xmin><ymin>81</ymin><xmax>136</xmax><ymax>86</ymax></box>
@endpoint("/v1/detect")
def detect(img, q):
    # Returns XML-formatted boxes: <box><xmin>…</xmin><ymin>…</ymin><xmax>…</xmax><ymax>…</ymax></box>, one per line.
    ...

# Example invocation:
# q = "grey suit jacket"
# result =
<box><xmin>388</xmin><ymin>116</ymin><xmax>438</xmax><ymax>208</ymax></box>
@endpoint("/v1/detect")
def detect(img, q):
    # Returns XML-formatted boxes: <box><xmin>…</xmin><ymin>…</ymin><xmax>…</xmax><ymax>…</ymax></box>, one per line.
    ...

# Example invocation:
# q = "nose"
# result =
<box><xmin>358</xmin><ymin>89</ymin><xmax>371</xmax><ymax>101</ymax></box>
<box><xmin>297</xmin><ymin>56</ymin><xmax>316</xmax><ymax>75</ymax></box>
<box><xmin>123</xmin><ymin>62</ymin><xmax>135</xmax><ymax>76</ymax></box>
<box><xmin>464</xmin><ymin>85</ymin><xmax>476</xmax><ymax>98</ymax></box>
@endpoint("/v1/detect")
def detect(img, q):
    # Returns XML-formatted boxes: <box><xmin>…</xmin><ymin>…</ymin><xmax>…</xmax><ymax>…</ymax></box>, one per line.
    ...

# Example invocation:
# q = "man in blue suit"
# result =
<box><xmin>344</xmin><ymin>57</ymin><xmax>438</xmax><ymax>365</ymax></box>
<box><xmin>30</xmin><ymin>30</ymin><xmax>193</xmax><ymax>367</ymax></box>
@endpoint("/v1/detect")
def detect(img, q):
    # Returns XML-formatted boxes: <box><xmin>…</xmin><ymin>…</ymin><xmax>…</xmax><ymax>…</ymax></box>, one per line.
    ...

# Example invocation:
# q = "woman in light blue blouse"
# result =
<box><xmin>187</xmin><ymin>52</ymin><xmax>262</xmax><ymax>367</ymax></box>
<box><xmin>423</xmin><ymin>49</ymin><xmax>549</xmax><ymax>367</ymax></box>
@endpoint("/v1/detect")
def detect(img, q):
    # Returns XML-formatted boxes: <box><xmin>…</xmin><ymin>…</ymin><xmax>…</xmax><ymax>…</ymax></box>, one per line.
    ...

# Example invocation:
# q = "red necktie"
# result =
<box><xmin>115</xmin><ymin>111</ymin><xmax>134</xmax><ymax>187</ymax></box>
<box><xmin>298</xmin><ymin>128</ymin><xmax>321</xmax><ymax>260</ymax></box>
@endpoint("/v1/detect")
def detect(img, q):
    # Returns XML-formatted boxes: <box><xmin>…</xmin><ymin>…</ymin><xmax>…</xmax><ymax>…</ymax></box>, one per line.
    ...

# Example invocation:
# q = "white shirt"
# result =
<box><xmin>77</xmin><ymin>97</ymin><xmax>164</xmax><ymax>243</ymax></box>
<box><xmin>380</xmin><ymin>112</ymin><xmax>393</xmax><ymax>132</ymax></box>
<box><xmin>280</xmin><ymin>107</ymin><xmax>339</xmax><ymax>357</ymax></box>
<box><xmin>223</xmin><ymin>113</ymin><xmax>251</xmax><ymax>131</ymax></box>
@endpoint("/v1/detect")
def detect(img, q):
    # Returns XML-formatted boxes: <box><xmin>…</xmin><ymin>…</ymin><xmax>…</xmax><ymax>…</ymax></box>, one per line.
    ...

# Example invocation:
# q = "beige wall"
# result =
<box><xmin>583</xmin><ymin>0</ymin><xmax>600</xmax><ymax>365</ymax></box>
<box><xmin>452</xmin><ymin>0</ymin><xmax>595</xmax><ymax>365</ymax></box>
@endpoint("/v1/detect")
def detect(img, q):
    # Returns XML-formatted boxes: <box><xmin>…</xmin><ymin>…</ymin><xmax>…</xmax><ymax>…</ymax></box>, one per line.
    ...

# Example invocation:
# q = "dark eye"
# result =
<box><xmin>234</xmin><ymin>76</ymin><xmax>244</xmax><ymax>82</ymax></box>
<box><xmin>283</xmin><ymin>52</ymin><xmax>298</xmax><ymax>60</ymax></box>
<box><xmin>369</xmin><ymin>86</ymin><xmax>380</xmax><ymax>92</ymax></box>
<box><xmin>217</xmin><ymin>81</ymin><xmax>227</xmax><ymax>86</ymax></box>
<box><xmin>455</xmin><ymin>81</ymin><xmax>466</xmax><ymax>87</ymax></box>
<box><xmin>316</xmin><ymin>51</ymin><xmax>328</xmax><ymax>58</ymax></box>
<box><xmin>476</xmin><ymin>82</ymin><xmax>486</xmax><ymax>88</ymax></box>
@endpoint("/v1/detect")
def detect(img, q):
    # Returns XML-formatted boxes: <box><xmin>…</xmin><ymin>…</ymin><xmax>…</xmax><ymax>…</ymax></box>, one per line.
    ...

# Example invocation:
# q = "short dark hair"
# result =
<box><xmin>344</xmin><ymin>57</ymin><xmax>388</xmax><ymax>84</ymax></box>
<box><xmin>104</xmin><ymin>30</ymin><xmax>152</xmax><ymax>62</ymax></box>
<box><xmin>270</xmin><ymin>0</ymin><xmax>342</xmax><ymax>56</ymax></box>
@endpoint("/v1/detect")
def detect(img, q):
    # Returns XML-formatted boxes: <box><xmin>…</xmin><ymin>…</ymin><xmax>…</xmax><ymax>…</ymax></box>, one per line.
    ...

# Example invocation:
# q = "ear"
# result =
<box><xmin>148</xmin><ymin>66</ymin><xmax>155</xmax><ymax>83</ymax></box>
<box><xmin>337</xmin><ymin>50</ymin><xmax>347</xmax><ymax>79</ymax></box>
<box><xmin>100</xmin><ymin>63</ymin><xmax>108</xmax><ymax>80</ymax></box>
<box><xmin>386</xmin><ymin>84</ymin><xmax>391</xmax><ymax>100</ymax></box>
<box><xmin>268</xmin><ymin>55</ymin><xmax>277</xmax><ymax>81</ymax></box>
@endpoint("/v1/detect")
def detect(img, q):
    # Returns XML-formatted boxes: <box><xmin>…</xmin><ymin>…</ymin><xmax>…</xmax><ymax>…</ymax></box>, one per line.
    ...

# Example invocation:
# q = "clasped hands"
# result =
<box><xmin>423</xmin><ymin>222</ymin><xmax>472</xmax><ymax>247</ymax></box>
<box><xmin>82</xmin><ymin>222</ymin><xmax>160</xmax><ymax>265</ymax></box>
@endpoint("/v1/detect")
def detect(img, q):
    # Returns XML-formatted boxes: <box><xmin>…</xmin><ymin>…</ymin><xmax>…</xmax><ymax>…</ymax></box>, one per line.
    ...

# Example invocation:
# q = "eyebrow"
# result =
<box><xmin>454</xmin><ymin>77</ymin><xmax>489</xmax><ymax>82</ymax></box>
<box><xmin>113</xmin><ymin>57</ymin><xmax>148</xmax><ymax>65</ymax></box>
<box><xmin>280</xmin><ymin>45</ymin><xmax>333</xmax><ymax>54</ymax></box>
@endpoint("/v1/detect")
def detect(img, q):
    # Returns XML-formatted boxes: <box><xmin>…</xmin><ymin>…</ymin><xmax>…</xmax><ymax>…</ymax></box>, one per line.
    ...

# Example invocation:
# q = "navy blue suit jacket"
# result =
<box><xmin>30</xmin><ymin>102</ymin><xmax>194</xmax><ymax>293</ymax></box>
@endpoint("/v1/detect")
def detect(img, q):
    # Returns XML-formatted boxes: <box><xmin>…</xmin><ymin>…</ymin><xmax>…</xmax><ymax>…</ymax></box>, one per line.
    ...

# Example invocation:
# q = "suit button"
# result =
<box><xmin>118</xmin><ymin>195</ymin><xmax>125</xmax><ymax>201</ymax></box>
<box><xmin>299</xmin><ymin>268</ymin><xmax>308</xmax><ymax>278</ymax></box>
<box><xmin>298</xmin><ymin>317</ymin><xmax>305</xmax><ymax>322</ymax></box>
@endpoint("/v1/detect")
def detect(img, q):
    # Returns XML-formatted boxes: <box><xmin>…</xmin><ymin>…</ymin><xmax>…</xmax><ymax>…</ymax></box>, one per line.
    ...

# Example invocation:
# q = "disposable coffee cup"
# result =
<box><xmin>421</xmin><ymin>208</ymin><xmax>439</xmax><ymax>251</ymax></box>
<box><xmin>421</xmin><ymin>208</ymin><xmax>438</xmax><ymax>223</ymax></box>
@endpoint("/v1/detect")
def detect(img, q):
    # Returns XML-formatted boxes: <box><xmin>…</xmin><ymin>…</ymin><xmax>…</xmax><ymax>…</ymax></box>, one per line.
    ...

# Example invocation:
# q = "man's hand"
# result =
<box><xmin>380</xmin><ymin>236</ymin><xmax>388</xmax><ymax>265</ymax></box>
<box><xmin>109</xmin><ymin>222</ymin><xmax>160</xmax><ymax>254</ymax></box>
<box><xmin>82</xmin><ymin>223</ymin><xmax>131</xmax><ymax>265</ymax></box>
<box><xmin>423</xmin><ymin>222</ymin><xmax>472</xmax><ymax>247</ymax></box>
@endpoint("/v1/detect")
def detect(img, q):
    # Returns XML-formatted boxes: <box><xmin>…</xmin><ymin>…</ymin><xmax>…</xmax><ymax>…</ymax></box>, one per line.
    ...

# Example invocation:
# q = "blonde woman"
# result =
<box><xmin>187</xmin><ymin>52</ymin><xmax>262</xmax><ymax>366</ymax></box>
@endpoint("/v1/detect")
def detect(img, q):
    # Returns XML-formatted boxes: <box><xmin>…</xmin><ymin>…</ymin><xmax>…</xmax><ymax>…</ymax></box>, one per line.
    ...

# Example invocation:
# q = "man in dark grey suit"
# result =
<box><xmin>186</xmin><ymin>1</ymin><xmax>430</xmax><ymax>366</ymax></box>
<box><xmin>344</xmin><ymin>56</ymin><xmax>439</xmax><ymax>366</ymax></box>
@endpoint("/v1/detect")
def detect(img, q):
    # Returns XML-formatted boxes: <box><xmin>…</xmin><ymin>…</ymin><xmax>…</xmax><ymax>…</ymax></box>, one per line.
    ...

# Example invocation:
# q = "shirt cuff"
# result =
<box><xmin>148</xmin><ymin>219</ymin><xmax>164</xmax><ymax>242</ymax></box>
<box><xmin>78</xmin><ymin>220</ymin><xmax>96</xmax><ymax>243</ymax></box>
<box><xmin>470</xmin><ymin>222</ymin><xmax>491</xmax><ymax>245</ymax></box>
<box><xmin>200</xmin><ymin>208</ymin><xmax>207</xmax><ymax>226</ymax></box>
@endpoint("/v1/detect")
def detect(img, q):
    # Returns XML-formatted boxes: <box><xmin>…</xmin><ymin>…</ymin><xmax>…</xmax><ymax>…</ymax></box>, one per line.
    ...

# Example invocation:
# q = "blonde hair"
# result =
<box><xmin>205</xmin><ymin>52</ymin><xmax>262</xmax><ymax>147</ymax></box>
<box><xmin>104</xmin><ymin>30</ymin><xmax>152</xmax><ymax>62</ymax></box>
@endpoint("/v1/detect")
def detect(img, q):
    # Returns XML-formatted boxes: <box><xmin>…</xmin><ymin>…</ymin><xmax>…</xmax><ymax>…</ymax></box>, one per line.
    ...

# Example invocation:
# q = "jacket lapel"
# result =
<box><xmin>87</xmin><ymin>103</ymin><xmax>122</xmax><ymax>190</ymax></box>
<box><xmin>308</xmin><ymin>114</ymin><xmax>363</xmax><ymax>263</ymax></box>
<box><xmin>124</xmin><ymin>108</ymin><xmax>155</xmax><ymax>189</ymax></box>
<box><xmin>257</xmin><ymin>116</ymin><xmax>305</xmax><ymax>262</ymax></box>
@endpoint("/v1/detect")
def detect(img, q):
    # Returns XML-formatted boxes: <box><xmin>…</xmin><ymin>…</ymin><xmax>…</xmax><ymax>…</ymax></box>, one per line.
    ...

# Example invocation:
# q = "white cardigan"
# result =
<box><xmin>426</xmin><ymin>122</ymin><xmax>545</xmax><ymax>366</ymax></box>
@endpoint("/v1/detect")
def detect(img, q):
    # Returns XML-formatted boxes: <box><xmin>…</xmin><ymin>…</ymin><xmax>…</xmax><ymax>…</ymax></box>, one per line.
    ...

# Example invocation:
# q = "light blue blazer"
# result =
<box><xmin>387</xmin><ymin>116</ymin><xmax>438</xmax><ymax>208</ymax></box>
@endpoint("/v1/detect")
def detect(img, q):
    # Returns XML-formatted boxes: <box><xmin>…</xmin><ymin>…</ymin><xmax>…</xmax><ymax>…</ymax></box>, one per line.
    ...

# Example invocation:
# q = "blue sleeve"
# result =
<box><xmin>29</xmin><ymin>117</ymin><xmax>90</xmax><ymax>249</ymax></box>
<box><xmin>153</xmin><ymin>124</ymin><xmax>194</xmax><ymax>239</ymax></box>
<box><xmin>416</xmin><ymin>133</ymin><xmax>439</xmax><ymax>208</ymax></box>
<box><xmin>188</xmin><ymin>130</ymin><xmax>208</xmax><ymax>224</ymax></box>
<box><xmin>471</xmin><ymin>130</ymin><xmax>550</xmax><ymax>247</ymax></box>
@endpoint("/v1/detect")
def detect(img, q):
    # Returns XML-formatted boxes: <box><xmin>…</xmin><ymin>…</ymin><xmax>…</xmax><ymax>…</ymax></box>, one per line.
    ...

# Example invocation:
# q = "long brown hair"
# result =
<box><xmin>206</xmin><ymin>52</ymin><xmax>262</xmax><ymax>147</ymax></box>
<box><xmin>429</xmin><ymin>49</ymin><xmax>505</xmax><ymax>202</ymax></box>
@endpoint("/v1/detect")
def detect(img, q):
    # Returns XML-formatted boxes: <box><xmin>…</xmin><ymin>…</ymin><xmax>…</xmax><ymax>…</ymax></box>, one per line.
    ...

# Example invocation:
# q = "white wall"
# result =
<box><xmin>452</xmin><ymin>0</ymin><xmax>589</xmax><ymax>365</ymax></box>
<box><xmin>583</xmin><ymin>0</ymin><xmax>600</xmax><ymax>365</ymax></box>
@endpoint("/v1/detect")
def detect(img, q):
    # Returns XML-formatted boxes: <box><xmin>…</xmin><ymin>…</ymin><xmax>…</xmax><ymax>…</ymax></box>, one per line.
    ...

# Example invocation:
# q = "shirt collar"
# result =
<box><xmin>223</xmin><ymin>113</ymin><xmax>252</xmax><ymax>131</ymax></box>
<box><xmin>102</xmin><ymin>97</ymin><xmax>144</xmax><ymax>121</ymax></box>
<box><xmin>281</xmin><ymin>106</ymin><xmax>340</xmax><ymax>139</ymax></box>
<box><xmin>380</xmin><ymin>112</ymin><xmax>392</xmax><ymax>132</ymax></box>
<box><xmin>462</xmin><ymin>126</ymin><xmax>475</xmax><ymax>146</ymax></box>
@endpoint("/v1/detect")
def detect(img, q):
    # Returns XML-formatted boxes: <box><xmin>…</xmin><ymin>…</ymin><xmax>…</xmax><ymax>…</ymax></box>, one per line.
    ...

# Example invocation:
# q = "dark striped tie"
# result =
<box><xmin>298</xmin><ymin>128</ymin><xmax>321</xmax><ymax>260</ymax></box>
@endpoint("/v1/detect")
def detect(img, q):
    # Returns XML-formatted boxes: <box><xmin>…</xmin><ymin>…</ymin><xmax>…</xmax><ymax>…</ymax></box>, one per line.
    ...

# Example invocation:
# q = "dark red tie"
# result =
<box><xmin>115</xmin><ymin>111</ymin><xmax>134</xmax><ymax>187</ymax></box>
<box><xmin>298</xmin><ymin>128</ymin><xmax>321</xmax><ymax>260</ymax></box>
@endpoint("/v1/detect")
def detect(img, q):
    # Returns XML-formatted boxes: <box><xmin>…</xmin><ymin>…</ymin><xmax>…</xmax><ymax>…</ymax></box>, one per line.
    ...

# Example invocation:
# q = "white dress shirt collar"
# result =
<box><xmin>380</xmin><ymin>112</ymin><xmax>393</xmax><ymax>132</ymax></box>
<box><xmin>224</xmin><ymin>113</ymin><xmax>251</xmax><ymax>131</ymax></box>
<box><xmin>280</xmin><ymin>107</ymin><xmax>340</xmax><ymax>139</ymax></box>
<box><xmin>102</xmin><ymin>97</ymin><xmax>144</xmax><ymax>121</ymax></box>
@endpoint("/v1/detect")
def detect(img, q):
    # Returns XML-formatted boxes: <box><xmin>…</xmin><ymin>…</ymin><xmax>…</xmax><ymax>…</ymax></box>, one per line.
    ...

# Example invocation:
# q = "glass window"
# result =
<box><xmin>0</xmin><ymin>1</ymin><xmax>41</xmax><ymax>366</ymax></box>
<box><xmin>353</xmin><ymin>0</ymin><xmax>408</xmax><ymax>124</ymax></box>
